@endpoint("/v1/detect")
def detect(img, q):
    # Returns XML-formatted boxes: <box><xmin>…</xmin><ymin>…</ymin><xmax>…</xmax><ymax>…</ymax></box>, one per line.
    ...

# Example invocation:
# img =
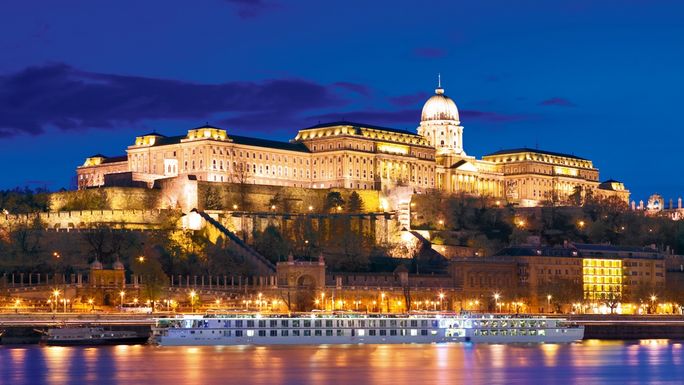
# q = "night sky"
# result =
<box><xmin>1</xmin><ymin>0</ymin><xmax>682</xmax><ymax>202</ymax></box>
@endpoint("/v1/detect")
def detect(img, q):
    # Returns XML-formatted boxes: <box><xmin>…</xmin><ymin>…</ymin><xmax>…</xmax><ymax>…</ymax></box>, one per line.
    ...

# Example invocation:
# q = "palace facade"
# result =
<box><xmin>77</xmin><ymin>83</ymin><xmax>629</xmax><ymax>207</ymax></box>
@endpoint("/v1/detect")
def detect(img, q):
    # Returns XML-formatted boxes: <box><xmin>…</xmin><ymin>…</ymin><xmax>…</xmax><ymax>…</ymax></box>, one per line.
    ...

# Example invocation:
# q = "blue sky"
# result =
<box><xmin>1</xmin><ymin>0</ymin><xmax>682</xmax><ymax>202</ymax></box>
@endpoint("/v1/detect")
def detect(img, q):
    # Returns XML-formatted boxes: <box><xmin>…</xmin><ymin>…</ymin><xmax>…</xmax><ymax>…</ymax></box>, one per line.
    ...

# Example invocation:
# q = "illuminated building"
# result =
<box><xmin>77</xmin><ymin>80</ymin><xmax>628</xmax><ymax>207</ymax></box>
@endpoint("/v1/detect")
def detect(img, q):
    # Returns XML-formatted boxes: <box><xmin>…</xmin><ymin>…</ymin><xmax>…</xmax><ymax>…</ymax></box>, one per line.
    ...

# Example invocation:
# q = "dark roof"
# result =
<box><xmin>138</xmin><ymin>132</ymin><xmax>167</xmax><ymax>137</ymax></box>
<box><xmin>102</xmin><ymin>155</ymin><xmax>128</xmax><ymax>164</ymax></box>
<box><xmin>494</xmin><ymin>243</ymin><xmax>663</xmax><ymax>260</ymax></box>
<box><xmin>450</xmin><ymin>159</ymin><xmax>469</xmax><ymax>169</ymax></box>
<box><xmin>484</xmin><ymin>147</ymin><xmax>587</xmax><ymax>161</ymax></box>
<box><xmin>302</xmin><ymin>120</ymin><xmax>421</xmax><ymax>137</ymax></box>
<box><xmin>598</xmin><ymin>180</ymin><xmax>624</xmax><ymax>191</ymax></box>
<box><xmin>572</xmin><ymin>243</ymin><xmax>657</xmax><ymax>253</ymax></box>
<box><xmin>495</xmin><ymin>246</ymin><xmax>579</xmax><ymax>258</ymax></box>
<box><xmin>230</xmin><ymin>135</ymin><xmax>311</xmax><ymax>152</ymax></box>
<box><xmin>151</xmin><ymin>135</ymin><xmax>185</xmax><ymax>146</ymax></box>
<box><xmin>87</xmin><ymin>154</ymin><xmax>127</xmax><ymax>163</ymax></box>
<box><xmin>189</xmin><ymin>124</ymin><xmax>224</xmax><ymax>131</ymax></box>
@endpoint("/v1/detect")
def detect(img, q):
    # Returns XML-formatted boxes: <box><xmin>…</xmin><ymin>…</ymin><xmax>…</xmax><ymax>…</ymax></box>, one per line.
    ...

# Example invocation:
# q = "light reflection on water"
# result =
<box><xmin>1</xmin><ymin>341</ymin><xmax>684</xmax><ymax>385</ymax></box>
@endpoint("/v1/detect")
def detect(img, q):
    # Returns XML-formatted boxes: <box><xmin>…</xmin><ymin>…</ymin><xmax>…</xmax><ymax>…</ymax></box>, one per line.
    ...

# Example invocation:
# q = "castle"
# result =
<box><xmin>77</xmin><ymin>82</ymin><xmax>629</xmax><ymax>209</ymax></box>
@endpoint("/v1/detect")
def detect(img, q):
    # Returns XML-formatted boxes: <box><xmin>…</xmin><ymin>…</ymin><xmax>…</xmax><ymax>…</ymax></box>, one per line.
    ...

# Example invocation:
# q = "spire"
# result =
<box><xmin>436</xmin><ymin>73</ymin><xmax>444</xmax><ymax>95</ymax></box>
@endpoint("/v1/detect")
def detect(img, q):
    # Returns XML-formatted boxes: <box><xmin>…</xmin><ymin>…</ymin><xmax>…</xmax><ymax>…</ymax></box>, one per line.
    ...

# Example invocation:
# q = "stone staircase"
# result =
<box><xmin>196</xmin><ymin>210</ymin><xmax>276</xmax><ymax>274</ymax></box>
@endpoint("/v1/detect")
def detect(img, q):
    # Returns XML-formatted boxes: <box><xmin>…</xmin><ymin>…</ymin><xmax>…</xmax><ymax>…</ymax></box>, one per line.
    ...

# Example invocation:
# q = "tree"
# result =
<box><xmin>131</xmin><ymin>250</ymin><xmax>169</xmax><ymax>310</ymax></box>
<box><xmin>324</xmin><ymin>192</ymin><xmax>345</xmax><ymax>212</ymax></box>
<box><xmin>252</xmin><ymin>225</ymin><xmax>290</xmax><ymax>264</ymax></box>
<box><xmin>346</xmin><ymin>192</ymin><xmax>364</xmax><ymax>213</ymax></box>
<box><xmin>203</xmin><ymin>185</ymin><xmax>223</xmax><ymax>210</ymax></box>
<box><xmin>231</xmin><ymin>163</ymin><xmax>252</xmax><ymax>211</ymax></box>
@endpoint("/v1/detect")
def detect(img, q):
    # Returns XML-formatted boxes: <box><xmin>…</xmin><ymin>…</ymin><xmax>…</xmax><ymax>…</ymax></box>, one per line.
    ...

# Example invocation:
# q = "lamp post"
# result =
<box><xmin>439</xmin><ymin>292</ymin><xmax>445</xmax><ymax>312</ymax></box>
<box><xmin>493</xmin><ymin>293</ymin><xmax>501</xmax><ymax>313</ymax></box>
<box><xmin>88</xmin><ymin>298</ymin><xmax>94</xmax><ymax>311</ymax></box>
<box><xmin>52</xmin><ymin>289</ymin><xmax>60</xmax><ymax>314</ymax></box>
<box><xmin>547</xmin><ymin>294</ymin><xmax>552</xmax><ymax>313</ymax></box>
<box><xmin>119</xmin><ymin>290</ymin><xmax>125</xmax><ymax>310</ymax></box>
<box><xmin>190</xmin><ymin>290</ymin><xmax>197</xmax><ymax>313</ymax></box>
<box><xmin>650</xmin><ymin>294</ymin><xmax>657</xmax><ymax>314</ymax></box>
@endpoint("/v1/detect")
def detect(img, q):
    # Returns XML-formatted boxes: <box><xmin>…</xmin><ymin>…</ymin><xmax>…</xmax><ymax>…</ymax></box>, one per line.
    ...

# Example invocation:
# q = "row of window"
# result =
<box><xmin>191</xmin><ymin>329</ymin><xmax>432</xmax><ymax>337</ymax></box>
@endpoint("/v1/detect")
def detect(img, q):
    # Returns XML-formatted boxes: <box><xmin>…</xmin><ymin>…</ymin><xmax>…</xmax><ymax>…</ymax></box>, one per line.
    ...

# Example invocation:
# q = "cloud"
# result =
<box><xmin>539</xmin><ymin>97</ymin><xmax>576</xmax><ymax>107</ymax></box>
<box><xmin>389</xmin><ymin>91</ymin><xmax>430</xmax><ymax>107</ymax></box>
<box><xmin>307</xmin><ymin>109</ymin><xmax>419</xmax><ymax>127</ymax></box>
<box><xmin>0</xmin><ymin>63</ymin><xmax>348</xmax><ymax>137</ymax></box>
<box><xmin>307</xmin><ymin>108</ymin><xmax>533</xmax><ymax>127</ymax></box>
<box><xmin>332</xmin><ymin>82</ymin><xmax>372</xmax><ymax>96</ymax></box>
<box><xmin>223</xmin><ymin>0</ymin><xmax>276</xmax><ymax>19</ymax></box>
<box><xmin>412</xmin><ymin>47</ymin><xmax>447</xmax><ymax>58</ymax></box>
<box><xmin>461</xmin><ymin>110</ymin><xmax>535</xmax><ymax>123</ymax></box>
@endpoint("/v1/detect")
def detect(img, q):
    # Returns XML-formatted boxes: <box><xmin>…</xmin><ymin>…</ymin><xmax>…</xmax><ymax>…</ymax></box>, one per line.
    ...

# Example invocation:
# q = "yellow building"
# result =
<box><xmin>77</xmin><ymin>81</ymin><xmax>628</xmax><ymax>206</ymax></box>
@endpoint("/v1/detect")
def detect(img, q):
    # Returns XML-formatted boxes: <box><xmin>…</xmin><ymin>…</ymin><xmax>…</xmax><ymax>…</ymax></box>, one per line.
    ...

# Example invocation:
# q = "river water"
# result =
<box><xmin>1</xmin><ymin>340</ymin><xmax>682</xmax><ymax>385</ymax></box>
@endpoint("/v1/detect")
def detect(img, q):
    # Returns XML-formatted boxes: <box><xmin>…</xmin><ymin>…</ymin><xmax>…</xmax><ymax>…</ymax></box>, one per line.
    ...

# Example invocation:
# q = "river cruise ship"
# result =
<box><xmin>153</xmin><ymin>313</ymin><xmax>583</xmax><ymax>346</ymax></box>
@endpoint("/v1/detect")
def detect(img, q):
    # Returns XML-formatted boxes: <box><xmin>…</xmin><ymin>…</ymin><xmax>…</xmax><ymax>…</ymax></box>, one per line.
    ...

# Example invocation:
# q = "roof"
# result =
<box><xmin>189</xmin><ymin>124</ymin><xmax>224</xmax><ymax>131</ymax></box>
<box><xmin>102</xmin><ymin>155</ymin><xmax>128</xmax><ymax>164</ymax></box>
<box><xmin>483</xmin><ymin>147</ymin><xmax>587</xmax><ymax>161</ymax></box>
<box><xmin>493</xmin><ymin>243</ymin><xmax>663</xmax><ymax>260</ymax></box>
<box><xmin>230</xmin><ymin>135</ymin><xmax>310</xmax><ymax>152</ymax></box>
<box><xmin>87</xmin><ymin>154</ymin><xmax>127</xmax><ymax>163</ymax></box>
<box><xmin>302</xmin><ymin>120</ymin><xmax>421</xmax><ymax>137</ymax></box>
<box><xmin>572</xmin><ymin>243</ymin><xmax>657</xmax><ymax>253</ymax></box>
<box><xmin>138</xmin><ymin>131</ymin><xmax>166</xmax><ymax>137</ymax></box>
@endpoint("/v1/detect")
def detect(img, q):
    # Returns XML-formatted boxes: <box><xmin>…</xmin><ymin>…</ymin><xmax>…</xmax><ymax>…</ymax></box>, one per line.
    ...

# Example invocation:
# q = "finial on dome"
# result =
<box><xmin>436</xmin><ymin>73</ymin><xmax>444</xmax><ymax>94</ymax></box>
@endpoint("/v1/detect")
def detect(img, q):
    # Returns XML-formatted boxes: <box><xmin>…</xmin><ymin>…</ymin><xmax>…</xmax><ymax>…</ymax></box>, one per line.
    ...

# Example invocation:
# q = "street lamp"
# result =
<box><xmin>547</xmin><ymin>294</ymin><xmax>552</xmax><ymax>313</ymax></box>
<box><xmin>493</xmin><ymin>293</ymin><xmax>501</xmax><ymax>313</ymax></box>
<box><xmin>650</xmin><ymin>294</ymin><xmax>657</xmax><ymax>314</ymax></box>
<box><xmin>52</xmin><ymin>251</ymin><xmax>61</xmax><ymax>259</ymax></box>
<box><xmin>439</xmin><ymin>292</ymin><xmax>445</xmax><ymax>312</ymax></box>
<box><xmin>52</xmin><ymin>289</ymin><xmax>61</xmax><ymax>314</ymax></box>
<box><xmin>88</xmin><ymin>298</ymin><xmax>94</xmax><ymax>311</ymax></box>
<box><xmin>190</xmin><ymin>290</ymin><xmax>197</xmax><ymax>313</ymax></box>
<box><xmin>137</xmin><ymin>256</ymin><xmax>145</xmax><ymax>263</ymax></box>
<box><xmin>119</xmin><ymin>291</ymin><xmax>125</xmax><ymax>309</ymax></box>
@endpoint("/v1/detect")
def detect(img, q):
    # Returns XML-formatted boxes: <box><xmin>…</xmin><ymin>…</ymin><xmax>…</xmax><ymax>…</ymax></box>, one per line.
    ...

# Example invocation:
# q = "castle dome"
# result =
<box><xmin>90</xmin><ymin>259</ymin><xmax>103</xmax><ymax>270</ymax></box>
<box><xmin>112</xmin><ymin>260</ymin><xmax>124</xmax><ymax>270</ymax></box>
<box><xmin>421</xmin><ymin>86</ymin><xmax>459</xmax><ymax>122</ymax></box>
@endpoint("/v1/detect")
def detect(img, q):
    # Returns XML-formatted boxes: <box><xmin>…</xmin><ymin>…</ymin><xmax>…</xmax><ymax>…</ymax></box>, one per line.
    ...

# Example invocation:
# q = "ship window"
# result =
<box><xmin>410</xmin><ymin>329</ymin><xmax>418</xmax><ymax>336</ymax></box>
<box><xmin>357</xmin><ymin>330</ymin><xmax>365</xmax><ymax>337</ymax></box>
<box><xmin>304</xmin><ymin>320</ymin><xmax>311</xmax><ymax>327</ymax></box>
<box><xmin>292</xmin><ymin>320</ymin><xmax>300</xmax><ymax>327</ymax></box>
<box><xmin>235</xmin><ymin>331</ymin><xmax>243</xmax><ymax>337</ymax></box>
<box><xmin>258</xmin><ymin>330</ymin><xmax>266</xmax><ymax>337</ymax></box>
<box><xmin>326</xmin><ymin>330</ymin><xmax>333</xmax><ymax>336</ymax></box>
<box><xmin>304</xmin><ymin>330</ymin><xmax>311</xmax><ymax>336</ymax></box>
<box><xmin>410</xmin><ymin>320</ymin><xmax>418</xmax><ymax>327</ymax></box>
<box><xmin>270</xmin><ymin>330</ymin><xmax>277</xmax><ymax>337</ymax></box>
<box><xmin>281</xmin><ymin>320</ymin><xmax>289</xmax><ymax>327</ymax></box>
<box><xmin>379</xmin><ymin>320</ymin><xmax>387</xmax><ymax>327</ymax></box>
<box><xmin>246</xmin><ymin>330</ymin><xmax>254</xmax><ymax>337</ymax></box>
<box><xmin>258</xmin><ymin>320</ymin><xmax>266</xmax><ymax>327</ymax></box>
<box><xmin>314</xmin><ymin>320</ymin><xmax>322</xmax><ymax>328</ymax></box>
<box><xmin>292</xmin><ymin>330</ymin><xmax>300</xmax><ymax>336</ymax></box>
<box><xmin>369</xmin><ymin>330</ymin><xmax>376</xmax><ymax>336</ymax></box>
<box><xmin>325</xmin><ymin>320</ymin><xmax>333</xmax><ymax>327</ymax></box>
<box><xmin>390</xmin><ymin>320</ymin><xmax>397</xmax><ymax>327</ymax></box>
<box><xmin>421</xmin><ymin>330</ymin><xmax>428</xmax><ymax>336</ymax></box>
<box><xmin>235</xmin><ymin>320</ymin><xmax>243</xmax><ymax>327</ymax></box>
<box><xmin>315</xmin><ymin>330</ymin><xmax>322</xmax><ymax>336</ymax></box>
<box><xmin>270</xmin><ymin>320</ymin><xmax>278</xmax><ymax>327</ymax></box>
<box><xmin>421</xmin><ymin>320</ymin><xmax>428</xmax><ymax>327</ymax></box>
<box><xmin>380</xmin><ymin>330</ymin><xmax>387</xmax><ymax>336</ymax></box>
<box><xmin>337</xmin><ymin>330</ymin><xmax>343</xmax><ymax>336</ymax></box>
<box><xmin>224</xmin><ymin>330</ymin><xmax>231</xmax><ymax>337</ymax></box>
<box><xmin>281</xmin><ymin>330</ymin><xmax>289</xmax><ymax>337</ymax></box>
<box><xmin>390</xmin><ymin>330</ymin><xmax>397</xmax><ymax>336</ymax></box>
<box><xmin>247</xmin><ymin>320</ymin><xmax>254</xmax><ymax>327</ymax></box>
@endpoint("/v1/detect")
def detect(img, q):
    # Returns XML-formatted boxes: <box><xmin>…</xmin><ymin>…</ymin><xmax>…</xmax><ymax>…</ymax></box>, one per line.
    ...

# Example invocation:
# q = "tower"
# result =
<box><xmin>417</xmin><ymin>76</ymin><xmax>464</xmax><ymax>155</ymax></box>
